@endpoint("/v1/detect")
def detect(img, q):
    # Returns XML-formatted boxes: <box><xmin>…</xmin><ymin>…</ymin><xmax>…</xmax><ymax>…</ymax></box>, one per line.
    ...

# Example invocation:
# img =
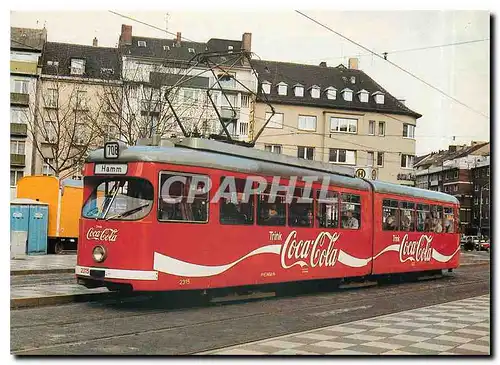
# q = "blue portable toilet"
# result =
<box><xmin>10</xmin><ymin>198</ymin><xmax>49</xmax><ymax>255</ymax></box>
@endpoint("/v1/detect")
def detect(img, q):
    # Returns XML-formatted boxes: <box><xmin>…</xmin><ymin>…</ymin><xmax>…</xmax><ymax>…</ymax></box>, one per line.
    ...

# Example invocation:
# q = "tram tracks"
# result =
<box><xmin>11</xmin><ymin>267</ymin><xmax>489</xmax><ymax>354</ymax></box>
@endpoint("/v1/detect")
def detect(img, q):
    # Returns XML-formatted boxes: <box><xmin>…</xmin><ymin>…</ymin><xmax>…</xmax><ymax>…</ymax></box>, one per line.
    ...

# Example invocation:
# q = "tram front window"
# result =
<box><xmin>82</xmin><ymin>177</ymin><xmax>154</xmax><ymax>220</ymax></box>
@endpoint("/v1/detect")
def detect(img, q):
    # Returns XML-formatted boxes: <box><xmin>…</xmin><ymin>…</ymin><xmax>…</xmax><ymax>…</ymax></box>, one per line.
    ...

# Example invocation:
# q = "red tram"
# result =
<box><xmin>76</xmin><ymin>138</ymin><xmax>460</xmax><ymax>293</ymax></box>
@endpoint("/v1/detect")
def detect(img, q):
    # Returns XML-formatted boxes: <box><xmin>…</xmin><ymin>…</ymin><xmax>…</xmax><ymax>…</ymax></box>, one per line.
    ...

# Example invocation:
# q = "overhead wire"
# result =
<box><xmin>294</xmin><ymin>10</ymin><xmax>489</xmax><ymax>119</ymax></box>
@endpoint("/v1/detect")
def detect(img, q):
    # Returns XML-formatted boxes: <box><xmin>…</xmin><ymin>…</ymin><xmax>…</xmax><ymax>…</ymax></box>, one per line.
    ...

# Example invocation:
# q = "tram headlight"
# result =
<box><xmin>92</xmin><ymin>245</ymin><xmax>107</xmax><ymax>263</ymax></box>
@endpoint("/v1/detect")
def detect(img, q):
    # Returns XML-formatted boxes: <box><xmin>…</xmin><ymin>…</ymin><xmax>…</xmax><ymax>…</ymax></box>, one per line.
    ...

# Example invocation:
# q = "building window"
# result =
<box><xmin>358</xmin><ymin>90</ymin><xmax>369</xmax><ymax>103</ymax></box>
<box><xmin>487</xmin><ymin>167</ymin><xmax>490</xmax><ymax>176</ymax></box>
<box><xmin>378</xmin><ymin>121</ymin><xmax>385</xmax><ymax>136</ymax></box>
<box><xmin>326</xmin><ymin>88</ymin><xmax>337</xmax><ymax>100</ymax></box>
<box><xmin>454</xmin><ymin>185</ymin><xmax>458</xmax><ymax>192</ymax></box>
<box><xmin>277</xmin><ymin>83</ymin><xmax>288</xmax><ymax>96</ymax></box>
<box><xmin>43</xmin><ymin>158</ymin><xmax>55</xmax><ymax>176</ymax></box>
<box><xmin>261</xmin><ymin>82</ymin><xmax>271</xmax><ymax>94</ymax></box>
<box><xmin>239</xmin><ymin>122</ymin><xmax>249</xmax><ymax>136</ymax></box>
<box><xmin>163</xmin><ymin>45</ymin><xmax>170</xmax><ymax>51</ymax></box>
<box><xmin>475</xmin><ymin>170</ymin><xmax>479</xmax><ymax>178</ymax></box>
<box><xmin>403</xmin><ymin>124</ymin><xmax>415</xmax><ymax>138</ymax></box>
<box><xmin>310</xmin><ymin>86</ymin><xmax>320</xmax><ymax>99</ymax></box>
<box><xmin>265</xmin><ymin>112</ymin><xmax>284</xmax><ymax>129</ymax></box>
<box><xmin>46</xmin><ymin>88</ymin><xmax>58</xmax><ymax>108</ymax></box>
<box><xmin>330</xmin><ymin>117</ymin><xmax>357</xmax><ymax>134</ymax></box>
<box><xmin>342</xmin><ymin>89</ymin><xmax>353</xmax><ymax>101</ymax></box>
<box><xmin>11</xmin><ymin>107</ymin><xmax>27</xmax><ymax>124</ymax></box>
<box><xmin>486</xmin><ymin>197</ymin><xmax>489</xmax><ymax>204</ymax></box>
<box><xmin>367</xmin><ymin>151</ymin><xmax>375</xmax><ymax>167</ymax></box>
<box><xmin>45</xmin><ymin>121</ymin><xmax>57</xmax><ymax>143</ymax></box>
<box><xmin>475</xmin><ymin>184</ymin><xmax>479</xmax><ymax>191</ymax></box>
<box><xmin>454</xmin><ymin>170</ymin><xmax>459</xmax><ymax>179</ymax></box>
<box><xmin>10</xmin><ymin>170</ymin><xmax>24</xmax><ymax>187</ymax></box>
<box><xmin>368</xmin><ymin>120</ymin><xmax>375</xmax><ymax>135</ymax></box>
<box><xmin>70</xmin><ymin>59</ymin><xmax>86</xmax><ymax>75</ymax></box>
<box><xmin>241</xmin><ymin>95</ymin><xmax>250</xmax><ymax>108</ymax></box>
<box><xmin>227</xmin><ymin>45</ymin><xmax>233</xmax><ymax>52</ymax></box>
<box><xmin>294</xmin><ymin>85</ymin><xmax>304</xmax><ymax>97</ymax></box>
<box><xmin>75</xmin><ymin>90</ymin><xmax>87</xmax><ymax>109</ymax></box>
<box><xmin>298</xmin><ymin>146</ymin><xmax>314</xmax><ymax>160</ymax></box>
<box><xmin>138</xmin><ymin>40</ymin><xmax>147</xmax><ymax>47</ymax></box>
<box><xmin>374</xmin><ymin>93</ymin><xmax>385</xmax><ymax>104</ymax></box>
<box><xmin>401</xmin><ymin>154</ymin><xmax>415</xmax><ymax>169</ymax></box>
<box><xmin>10</xmin><ymin>140</ymin><xmax>25</xmax><ymax>155</ymax></box>
<box><xmin>13</xmin><ymin>79</ymin><xmax>29</xmax><ymax>94</ymax></box>
<box><xmin>264</xmin><ymin>144</ymin><xmax>282</xmax><ymax>154</ymax></box>
<box><xmin>188</xmin><ymin>48</ymin><xmax>196</xmax><ymax>54</ymax></box>
<box><xmin>329</xmin><ymin>149</ymin><xmax>356</xmax><ymax>165</ymax></box>
<box><xmin>377</xmin><ymin>152</ymin><xmax>384</xmax><ymax>166</ymax></box>
<box><xmin>183</xmin><ymin>89</ymin><xmax>195</xmax><ymax>103</ymax></box>
<box><xmin>298</xmin><ymin>115</ymin><xmax>317</xmax><ymax>131</ymax></box>
<box><xmin>220</xmin><ymin>93</ymin><xmax>237</xmax><ymax>107</ymax></box>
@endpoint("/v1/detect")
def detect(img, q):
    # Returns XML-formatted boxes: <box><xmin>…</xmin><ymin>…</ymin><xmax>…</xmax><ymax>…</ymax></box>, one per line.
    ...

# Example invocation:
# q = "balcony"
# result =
<box><xmin>11</xmin><ymin>154</ymin><xmax>25</xmax><ymax>167</ymax></box>
<box><xmin>220</xmin><ymin>106</ymin><xmax>240</xmax><ymax>120</ymax></box>
<box><xmin>11</xmin><ymin>123</ymin><xmax>28</xmax><ymax>137</ymax></box>
<box><xmin>212</xmin><ymin>77</ymin><xmax>256</xmax><ymax>93</ymax></box>
<box><xmin>11</xmin><ymin>92</ymin><xmax>29</xmax><ymax>106</ymax></box>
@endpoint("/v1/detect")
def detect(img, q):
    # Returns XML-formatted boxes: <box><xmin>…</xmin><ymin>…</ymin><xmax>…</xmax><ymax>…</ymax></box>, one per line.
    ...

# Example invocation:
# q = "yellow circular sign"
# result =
<box><xmin>356</xmin><ymin>169</ymin><xmax>366</xmax><ymax>178</ymax></box>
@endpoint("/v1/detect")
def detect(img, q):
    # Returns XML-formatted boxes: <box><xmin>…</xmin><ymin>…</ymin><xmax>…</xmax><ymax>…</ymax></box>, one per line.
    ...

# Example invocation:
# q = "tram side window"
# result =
<box><xmin>430</xmin><ymin>205</ymin><xmax>443</xmax><ymax>233</ymax></box>
<box><xmin>316</xmin><ymin>190</ymin><xmax>339</xmax><ymax>228</ymax></box>
<box><xmin>288</xmin><ymin>188</ymin><xmax>313</xmax><ymax>227</ymax></box>
<box><xmin>416</xmin><ymin>204</ymin><xmax>431</xmax><ymax>232</ymax></box>
<box><xmin>219</xmin><ymin>177</ymin><xmax>254</xmax><ymax>225</ymax></box>
<box><xmin>443</xmin><ymin>207</ymin><xmax>454</xmax><ymax>233</ymax></box>
<box><xmin>158</xmin><ymin>173</ymin><xmax>209</xmax><ymax>223</ymax></box>
<box><xmin>257</xmin><ymin>187</ymin><xmax>286</xmax><ymax>226</ymax></box>
<box><xmin>399</xmin><ymin>202</ymin><xmax>415</xmax><ymax>232</ymax></box>
<box><xmin>382</xmin><ymin>199</ymin><xmax>399</xmax><ymax>231</ymax></box>
<box><xmin>340</xmin><ymin>193</ymin><xmax>361</xmax><ymax>229</ymax></box>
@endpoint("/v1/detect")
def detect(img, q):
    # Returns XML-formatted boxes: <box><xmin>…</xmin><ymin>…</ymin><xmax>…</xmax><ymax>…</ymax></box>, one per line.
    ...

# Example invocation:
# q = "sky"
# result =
<box><xmin>10</xmin><ymin>10</ymin><xmax>491</xmax><ymax>155</ymax></box>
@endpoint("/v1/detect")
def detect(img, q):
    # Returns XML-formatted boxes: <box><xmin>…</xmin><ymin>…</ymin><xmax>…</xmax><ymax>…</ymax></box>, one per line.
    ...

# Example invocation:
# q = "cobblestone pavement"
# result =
<box><xmin>203</xmin><ymin>295</ymin><xmax>490</xmax><ymax>355</ymax></box>
<box><xmin>11</xmin><ymin>254</ymin><xmax>76</xmax><ymax>272</ymax></box>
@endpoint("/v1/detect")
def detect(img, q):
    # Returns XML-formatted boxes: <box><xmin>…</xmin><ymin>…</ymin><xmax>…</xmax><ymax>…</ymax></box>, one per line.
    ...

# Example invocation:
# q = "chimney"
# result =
<box><xmin>176</xmin><ymin>32</ymin><xmax>181</xmax><ymax>46</ymax></box>
<box><xmin>119</xmin><ymin>24</ymin><xmax>132</xmax><ymax>46</ymax></box>
<box><xmin>449</xmin><ymin>145</ymin><xmax>457</xmax><ymax>153</ymax></box>
<box><xmin>242</xmin><ymin>32</ymin><xmax>252</xmax><ymax>53</ymax></box>
<box><xmin>92</xmin><ymin>37</ymin><xmax>98</xmax><ymax>47</ymax></box>
<box><xmin>348</xmin><ymin>58</ymin><xmax>358</xmax><ymax>70</ymax></box>
<box><xmin>319</xmin><ymin>61</ymin><xmax>327</xmax><ymax>67</ymax></box>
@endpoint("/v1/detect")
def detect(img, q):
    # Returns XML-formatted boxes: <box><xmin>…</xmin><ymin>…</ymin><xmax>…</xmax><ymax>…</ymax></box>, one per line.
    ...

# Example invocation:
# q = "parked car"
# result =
<box><xmin>476</xmin><ymin>238</ymin><xmax>490</xmax><ymax>251</ymax></box>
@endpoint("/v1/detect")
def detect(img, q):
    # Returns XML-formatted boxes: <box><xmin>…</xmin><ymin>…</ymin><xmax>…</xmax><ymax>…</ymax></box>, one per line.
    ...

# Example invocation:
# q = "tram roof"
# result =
<box><xmin>370</xmin><ymin>180</ymin><xmax>459</xmax><ymax>204</ymax></box>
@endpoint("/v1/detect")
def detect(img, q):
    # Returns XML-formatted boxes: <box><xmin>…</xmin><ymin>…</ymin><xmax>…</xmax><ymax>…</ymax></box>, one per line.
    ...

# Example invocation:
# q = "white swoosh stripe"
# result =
<box><xmin>373</xmin><ymin>244</ymin><xmax>400</xmax><ymax>259</ymax></box>
<box><xmin>153</xmin><ymin>244</ymin><xmax>281</xmax><ymax>277</ymax></box>
<box><xmin>432</xmin><ymin>245</ymin><xmax>461</xmax><ymax>262</ymax></box>
<box><xmin>337</xmin><ymin>251</ymin><xmax>372</xmax><ymax>268</ymax></box>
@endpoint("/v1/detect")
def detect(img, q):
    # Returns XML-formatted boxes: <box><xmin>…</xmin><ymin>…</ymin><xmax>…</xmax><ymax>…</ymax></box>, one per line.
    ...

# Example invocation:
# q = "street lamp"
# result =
<box><xmin>478</xmin><ymin>182</ymin><xmax>490</xmax><ymax>238</ymax></box>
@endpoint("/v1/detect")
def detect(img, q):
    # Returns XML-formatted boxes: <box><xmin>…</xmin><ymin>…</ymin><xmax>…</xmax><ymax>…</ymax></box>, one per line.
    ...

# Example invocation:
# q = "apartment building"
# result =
<box><xmin>251</xmin><ymin>59</ymin><xmax>421</xmax><ymax>185</ymax></box>
<box><xmin>10</xmin><ymin>27</ymin><xmax>46</xmax><ymax>199</ymax></box>
<box><xmin>471</xmin><ymin>156</ymin><xmax>490</xmax><ymax>238</ymax></box>
<box><xmin>414</xmin><ymin>141</ymin><xmax>490</xmax><ymax>234</ymax></box>
<box><xmin>35</xmin><ymin>39</ymin><xmax>122</xmax><ymax>179</ymax></box>
<box><xmin>117</xmin><ymin>25</ymin><xmax>257</xmax><ymax>142</ymax></box>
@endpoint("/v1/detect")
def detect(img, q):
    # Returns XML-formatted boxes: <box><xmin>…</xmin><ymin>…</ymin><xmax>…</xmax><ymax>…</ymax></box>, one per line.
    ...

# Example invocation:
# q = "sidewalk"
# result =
<box><xmin>202</xmin><ymin>295</ymin><xmax>490</xmax><ymax>355</ymax></box>
<box><xmin>11</xmin><ymin>254</ymin><xmax>76</xmax><ymax>275</ymax></box>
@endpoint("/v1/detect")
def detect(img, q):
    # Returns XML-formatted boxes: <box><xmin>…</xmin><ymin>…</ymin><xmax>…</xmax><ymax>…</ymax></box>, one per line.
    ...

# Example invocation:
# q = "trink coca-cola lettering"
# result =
<box><xmin>280</xmin><ymin>231</ymin><xmax>340</xmax><ymax>269</ymax></box>
<box><xmin>86</xmin><ymin>227</ymin><xmax>118</xmax><ymax>242</ymax></box>
<box><xmin>399</xmin><ymin>234</ymin><xmax>433</xmax><ymax>263</ymax></box>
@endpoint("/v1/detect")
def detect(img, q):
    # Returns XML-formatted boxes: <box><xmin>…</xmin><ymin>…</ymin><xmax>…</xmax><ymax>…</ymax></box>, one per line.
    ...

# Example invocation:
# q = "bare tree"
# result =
<box><xmin>26</xmin><ymin>75</ymin><xmax>107</xmax><ymax>179</ymax></box>
<box><xmin>98</xmin><ymin>58</ymin><xmax>219</xmax><ymax>146</ymax></box>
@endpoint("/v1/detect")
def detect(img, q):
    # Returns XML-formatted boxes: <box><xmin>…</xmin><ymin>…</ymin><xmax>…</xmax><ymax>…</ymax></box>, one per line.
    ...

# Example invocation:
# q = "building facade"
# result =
<box><xmin>251</xmin><ymin>59</ymin><xmax>421</xmax><ymax>185</ymax></box>
<box><xmin>10</xmin><ymin>27</ymin><xmax>47</xmax><ymax>199</ymax></box>
<box><xmin>117</xmin><ymin>25</ymin><xmax>257</xmax><ymax>142</ymax></box>
<box><xmin>414</xmin><ymin>142</ymin><xmax>489</xmax><ymax>234</ymax></box>
<box><xmin>471</xmin><ymin>157</ymin><xmax>490</xmax><ymax>238</ymax></box>
<box><xmin>35</xmin><ymin>40</ymin><xmax>122</xmax><ymax>179</ymax></box>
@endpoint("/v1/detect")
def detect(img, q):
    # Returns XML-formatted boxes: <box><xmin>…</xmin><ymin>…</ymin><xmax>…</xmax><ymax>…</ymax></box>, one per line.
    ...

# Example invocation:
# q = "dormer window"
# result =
<box><xmin>350</xmin><ymin>76</ymin><xmax>356</xmax><ymax>84</ymax></box>
<box><xmin>357</xmin><ymin>89</ymin><xmax>369</xmax><ymax>103</ymax></box>
<box><xmin>373</xmin><ymin>91</ymin><xmax>385</xmax><ymax>104</ymax></box>
<box><xmin>325</xmin><ymin>86</ymin><xmax>337</xmax><ymax>100</ymax></box>
<box><xmin>293</xmin><ymin>84</ymin><xmax>304</xmax><ymax>97</ymax></box>
<box><xmin>262</xmin><ymin>81</ymin><xmax>271</xmax><ymax>94</ymax></box>
<box><xmin>277</xmin><ymin>82</ymin><xmax>288</xmax><ymax>96</ymax></box>
<box><xmin>228</xmin><ymin>45</ymin><xmax>233</xmax><ymax>53</ymax></box>
<box><xmin>138</xmin><ymin>41</ymin><xmax>147</xmax><ymax>47</ymax></box>
<box><xmin>47</xmin><ymin>60</ymin><xmax>59</xmax><ymax>67</ymax></box>
<box><xmin>163</xmin><ymin>45</ymin><xmax>170</xmax><ymax>51</ymax></box>
<box><xmin>341</xmin><ymin>88</ymin><xmax>353</xmax><ymax>101</ymax></box>
<box><xmin>70</xmin><ymin>58</ymin><xmax>85</xmax><ymax>75</ymax></box>
<box><xmin>188</xmin><ymin>48</ymin><xmax>196</xmax><ymax>54</ymax></box>
<box><xmin>310</xmin><ymin>85</ymin><xmax>320</xmax><ymax>99</ymax></box>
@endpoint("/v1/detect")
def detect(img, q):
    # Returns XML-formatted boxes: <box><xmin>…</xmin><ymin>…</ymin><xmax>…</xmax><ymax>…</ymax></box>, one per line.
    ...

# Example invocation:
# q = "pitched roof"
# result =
<box><xmin>414</xmin><ymin>142</ymin><xmax>490</xmax><ymax>169</ymax></box>
<box><xmin>11</xmin><ymin>27</ymin><xmax>46</xmax><ymax>51</ymax></box>
<box><xmin>120</xmin><ymin>35</ymin><xmax>247</xmax><ymax>68</ymax></box>
<box><xmin>41</xmin><ymin>42</ymin><xmax>121</xmax><ymax>80</ymax></box>
<box><xmin>251</xmin><ymin>60</ymin><xmax>422</xmax><ymax>119</ymax></box>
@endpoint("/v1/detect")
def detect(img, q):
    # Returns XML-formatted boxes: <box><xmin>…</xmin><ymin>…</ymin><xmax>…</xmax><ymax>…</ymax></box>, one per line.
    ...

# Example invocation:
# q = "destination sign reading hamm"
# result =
<box><xmin>94</xmin><ymin>164</ymin><xmax>128</xmax><ymax>175</ymax></box>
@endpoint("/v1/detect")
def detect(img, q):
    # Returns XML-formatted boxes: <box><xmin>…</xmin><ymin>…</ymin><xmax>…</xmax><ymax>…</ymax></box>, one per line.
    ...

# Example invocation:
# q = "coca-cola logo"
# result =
<box><xmin>280</xmin><ymin>231</ymin><xmax>340</xmax><ymax>269</ymax></box>
<box><xmin>399</xmin><ymin>234</ymin><xmax>433</xmax><ymax>263</ymax></box>
<box><xmin>86</xmin><ymin>226</ymin><xmax>118</xmax><ymax>242</ymax></box>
